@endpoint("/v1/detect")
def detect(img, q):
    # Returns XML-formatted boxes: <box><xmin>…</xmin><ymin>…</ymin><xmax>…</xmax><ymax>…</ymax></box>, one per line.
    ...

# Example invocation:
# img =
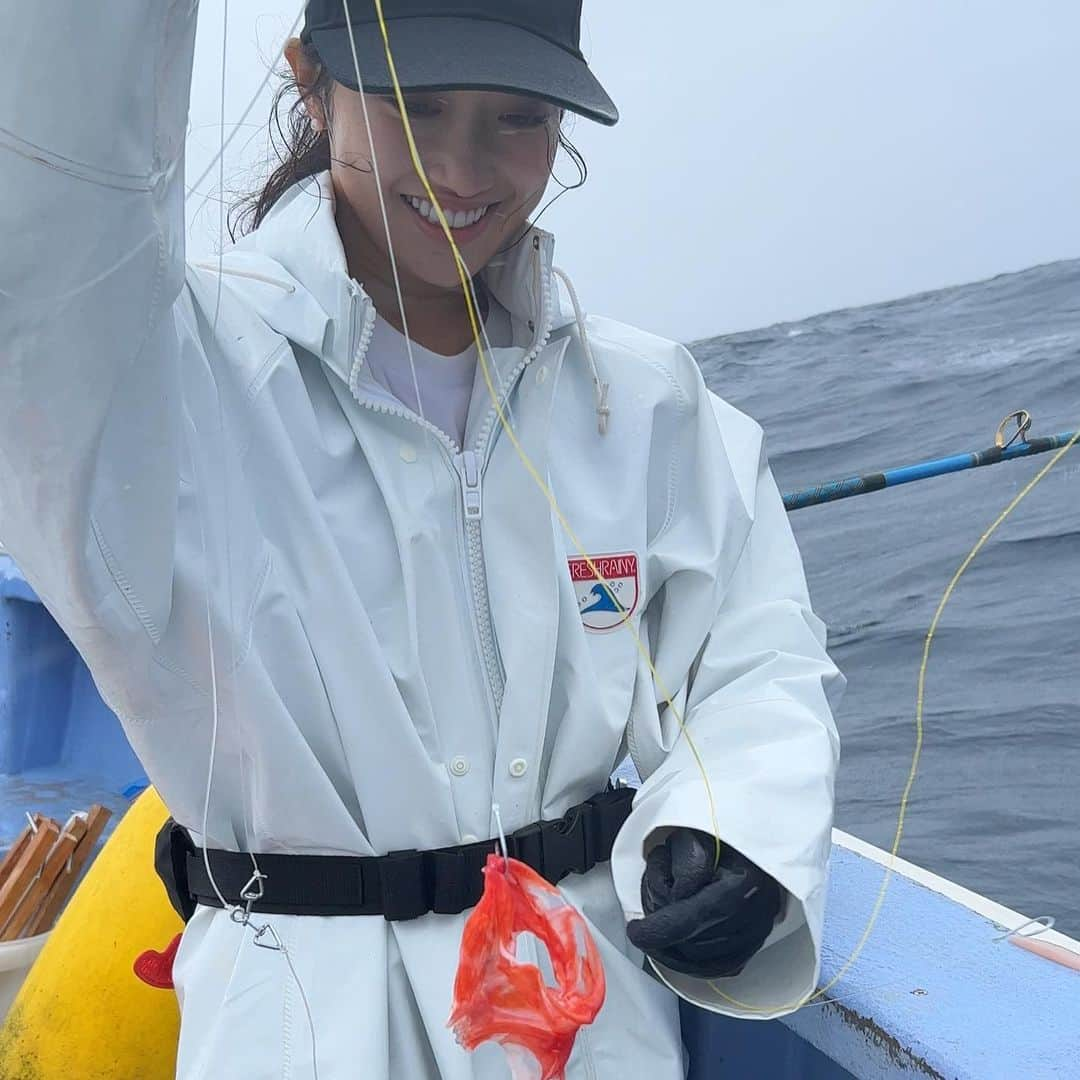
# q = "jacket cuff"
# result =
<box><xmin>610</xmin><ymin>788</ymin><xmax>825</xmax><ymax>1020</ymax></box>
<box><xmin>644</xmin><ymin>914</ymin><xmax>818</xmax><ymax>1020</ymax></box>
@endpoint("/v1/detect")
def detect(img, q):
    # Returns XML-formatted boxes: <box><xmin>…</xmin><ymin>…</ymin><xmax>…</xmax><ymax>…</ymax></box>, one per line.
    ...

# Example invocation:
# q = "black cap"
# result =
<box><xmin>300</xmin><ymin>0</ymin><xmax>618</xmax><ymax>126</ymax></box>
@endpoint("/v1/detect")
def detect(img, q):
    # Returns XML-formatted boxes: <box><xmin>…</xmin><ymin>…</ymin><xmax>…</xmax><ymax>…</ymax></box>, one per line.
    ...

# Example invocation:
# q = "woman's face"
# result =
<box><xmin>322</xmin><ymin>81</ymin><xmax>559</xmax><ymax>291</ymax></box>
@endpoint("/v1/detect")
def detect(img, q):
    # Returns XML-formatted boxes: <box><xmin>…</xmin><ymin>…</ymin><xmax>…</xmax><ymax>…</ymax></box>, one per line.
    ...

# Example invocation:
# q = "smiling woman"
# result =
<box><xmin>229</xmin><ymin>39</ymin><xmax>588</xmax><ymax>356</ymax></box>
<box><xmin>0</xmin><ymin>1</ymin><xmax>844</xmax><ymax>1077</ymax></box>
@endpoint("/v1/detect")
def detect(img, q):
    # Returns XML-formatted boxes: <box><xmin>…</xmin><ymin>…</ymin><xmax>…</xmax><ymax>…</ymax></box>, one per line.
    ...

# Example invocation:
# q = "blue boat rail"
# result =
<box><xmin>683</xmin><ymin>827</ymin><xmax>1080</xmax><ymax>1079</ymax></box>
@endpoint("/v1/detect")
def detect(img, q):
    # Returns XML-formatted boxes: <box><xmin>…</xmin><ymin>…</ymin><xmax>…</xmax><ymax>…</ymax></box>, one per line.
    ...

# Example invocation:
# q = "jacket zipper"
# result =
<box><xmin>461</xmin><ymin>240</ymin><xmax>555</xmax><ymax>720</ymax></box>
<box><xmin>342</xmin><ymin>242</ymin><xmax>554</xmax><ymax>729</ymax></box>
<box><xmin>340</xmin><ymin>303</ymin><xmax>502</xmax><ymax>728</ymax></box>
<box><xmin>453</xmin><ymin>449</ymin><xmax>505</xmax><ymax>718</ymax></box>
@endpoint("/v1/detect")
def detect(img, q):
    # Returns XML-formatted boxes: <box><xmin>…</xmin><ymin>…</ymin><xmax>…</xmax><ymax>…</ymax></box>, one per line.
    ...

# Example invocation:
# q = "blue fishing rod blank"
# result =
<box><xmin>782</xmin><ymin>416</ymin><xmax>1078</xmax><ymax>512</ymax></box>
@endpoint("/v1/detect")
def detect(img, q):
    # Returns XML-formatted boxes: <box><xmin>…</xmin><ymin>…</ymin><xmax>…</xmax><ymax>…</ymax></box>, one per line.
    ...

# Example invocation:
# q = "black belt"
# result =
<box><xmin>155</xmin><ymin>784</ymin><xmax>634</xmax><ymax>923</ymax></box>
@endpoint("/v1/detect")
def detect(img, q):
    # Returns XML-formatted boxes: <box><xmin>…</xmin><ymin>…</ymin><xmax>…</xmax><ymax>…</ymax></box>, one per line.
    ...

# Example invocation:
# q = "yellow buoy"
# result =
<box><xmin>0</xmin><ymin>788</ymin><xmax>181</xmax><ymax>1079</ymax></box>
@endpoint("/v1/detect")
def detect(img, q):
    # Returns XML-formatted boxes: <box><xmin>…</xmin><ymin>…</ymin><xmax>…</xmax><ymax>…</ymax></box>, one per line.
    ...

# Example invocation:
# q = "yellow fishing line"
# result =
<box><xmin>367</xmin><ymin>0</ymin><xmax>724</xmax><ymax>862</ymax></box>
<box><xmin>708</xmin><ymin>424</ymin><xmax>1080</xmax><ymax>1013</ymax></box>
<box><xmin>368</xmin><ymin>0</ymin><xmax>1080</xmax><ymax>1016</ymax></box>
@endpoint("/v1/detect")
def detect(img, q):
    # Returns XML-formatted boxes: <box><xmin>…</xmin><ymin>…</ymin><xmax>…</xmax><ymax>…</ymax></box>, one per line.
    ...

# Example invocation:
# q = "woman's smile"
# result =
<box><xmin>399</xmin><ymin>193</ymin><xmax>500</xmax><ymax>245</ymax></box>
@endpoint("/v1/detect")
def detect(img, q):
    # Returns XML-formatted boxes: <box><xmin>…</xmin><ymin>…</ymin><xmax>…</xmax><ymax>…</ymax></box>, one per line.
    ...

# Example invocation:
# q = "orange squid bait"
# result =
<box><xmin>447</xmin><ymin>853</ymin><xmax>606</xmax><ymax>1079</ymax></box>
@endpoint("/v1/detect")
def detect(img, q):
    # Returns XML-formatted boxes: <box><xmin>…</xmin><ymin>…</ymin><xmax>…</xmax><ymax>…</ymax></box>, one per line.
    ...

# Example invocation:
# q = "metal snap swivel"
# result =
<box><xmin>230</xmin><ymin>867</ymin><xmax>268</xmax><ymax>925</ymax></box>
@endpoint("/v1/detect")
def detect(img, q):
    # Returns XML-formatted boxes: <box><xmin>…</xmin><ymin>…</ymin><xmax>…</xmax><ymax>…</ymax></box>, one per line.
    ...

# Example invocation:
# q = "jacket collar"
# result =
<box><xmin>218</xmin><ymin>171</ymin><xmax>570</xmax><ymax>393</ymax></box>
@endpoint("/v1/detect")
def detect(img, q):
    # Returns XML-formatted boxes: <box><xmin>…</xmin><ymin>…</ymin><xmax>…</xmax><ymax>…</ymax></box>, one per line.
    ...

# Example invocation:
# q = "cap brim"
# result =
<box><xmin>308</xmin><ymin>17</ymin><xmax>618</xmax><ymax>126</ymax></box>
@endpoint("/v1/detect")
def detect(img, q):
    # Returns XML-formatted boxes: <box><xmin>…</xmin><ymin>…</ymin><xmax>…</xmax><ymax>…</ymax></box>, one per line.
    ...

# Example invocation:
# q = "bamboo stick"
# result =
<box><xmin>0</xmin><ymin>820</ymin><xmax>60</xmax><ymax>933</ymax></box>
<box><xmin>24</xmin><ymin>804</ymin><xmax>111</xmax><ymax>937</ymax></box>
<box><xmin>0</xmin><ymin>814</ymin><xmax>47</xmax><ymax>887</ymax></box>
<box><xmin>2</xmin><ymin>815</ymin><xmax>89</xmax><ymax>941</ymax></box>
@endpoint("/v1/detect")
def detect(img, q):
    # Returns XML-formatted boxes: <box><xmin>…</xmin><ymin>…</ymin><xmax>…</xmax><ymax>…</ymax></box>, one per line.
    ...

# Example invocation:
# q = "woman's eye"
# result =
<box><xmin>402</xmin><ymin>100</ymin><xmax>439</xmax><ymax>118</ymax></box>
<box><xmin>379</xmin><ymin>96</ymin><xmax>439</xmax><ymax>118</ymax></box>
<box><xmin>500</xmin><ymin>113</ymin><xmax>553</xmax><ymax>129</ymax></box>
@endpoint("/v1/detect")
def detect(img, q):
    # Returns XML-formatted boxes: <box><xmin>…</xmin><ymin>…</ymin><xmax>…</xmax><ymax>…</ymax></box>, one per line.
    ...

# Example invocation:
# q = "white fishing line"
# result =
<box><xmin>196</xmin><ymin>3</ymin><xmax>321</xmax><ymax>1076</ymax></box>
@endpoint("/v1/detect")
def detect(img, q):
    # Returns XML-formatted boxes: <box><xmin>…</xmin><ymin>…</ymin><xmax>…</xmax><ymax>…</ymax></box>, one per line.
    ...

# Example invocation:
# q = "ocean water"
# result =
<box><xmin>690</xmin><ymin>259</ymin><xmax>1080</xmax><ymax>936</ymax></box>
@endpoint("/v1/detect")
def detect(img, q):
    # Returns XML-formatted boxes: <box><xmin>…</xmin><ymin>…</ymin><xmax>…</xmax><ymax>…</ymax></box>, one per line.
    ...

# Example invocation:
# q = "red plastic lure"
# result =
<box><xmin>447</xmin><ymin>853</ymin><xmax>606</xmax><ymax>1080</ymax></box>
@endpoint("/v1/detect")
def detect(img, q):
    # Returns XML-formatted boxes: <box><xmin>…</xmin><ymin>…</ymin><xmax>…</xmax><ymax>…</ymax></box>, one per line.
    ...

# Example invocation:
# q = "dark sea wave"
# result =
<box><xmin>691</xmin><ymin>258</ymin><xmax>1080</xmax><ymax>935</ymax></box>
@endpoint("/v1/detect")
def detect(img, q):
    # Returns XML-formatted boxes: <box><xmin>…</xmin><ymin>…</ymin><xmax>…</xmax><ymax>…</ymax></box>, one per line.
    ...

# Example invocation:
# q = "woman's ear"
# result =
<box><xmin>284</xmin><ymin>37</ymin><xmax>328</xmax><ymax>132</ymax></box>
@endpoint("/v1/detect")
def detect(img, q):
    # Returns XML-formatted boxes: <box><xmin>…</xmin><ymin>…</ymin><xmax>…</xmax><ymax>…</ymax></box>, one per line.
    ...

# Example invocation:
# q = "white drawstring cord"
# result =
<box><xmin>553</xmin><ymin>265</ymin><xmax>610</xmax><ymax>435</ymax></box>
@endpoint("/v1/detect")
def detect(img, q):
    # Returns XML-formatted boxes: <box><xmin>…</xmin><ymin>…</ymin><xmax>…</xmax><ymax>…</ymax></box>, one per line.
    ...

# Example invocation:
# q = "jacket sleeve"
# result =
<box><xmin>0</xmin><ymin>2</ymin><xmax>198</xmax><ymax>652</ymax></box>
<box><xmin>609</xmin><ymin>345</ymin><xmax>845</xmax><ymax>1019</ymax></box>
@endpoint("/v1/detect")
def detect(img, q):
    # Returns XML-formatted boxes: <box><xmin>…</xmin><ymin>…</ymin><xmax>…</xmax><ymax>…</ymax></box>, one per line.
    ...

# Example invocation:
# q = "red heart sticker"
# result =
<box><xmin>133</xmin><ymin>932</ymin><xmax>182</xmax><ymax>990</ymax></box>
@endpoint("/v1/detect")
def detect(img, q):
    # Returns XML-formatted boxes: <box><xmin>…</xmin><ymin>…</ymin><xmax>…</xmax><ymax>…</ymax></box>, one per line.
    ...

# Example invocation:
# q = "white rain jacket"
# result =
<box><xmin>1</xmin><ymin>3</ymin><xmax>843</xmax><ymax>1077</ymax></box>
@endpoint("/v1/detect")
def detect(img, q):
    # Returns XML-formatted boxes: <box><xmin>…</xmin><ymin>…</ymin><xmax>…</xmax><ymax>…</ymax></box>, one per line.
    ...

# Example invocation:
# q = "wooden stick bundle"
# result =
<box><xmin>0</xmin><ymin>804</ymin><xmax>112</xmax><ymax>940</ymax></box>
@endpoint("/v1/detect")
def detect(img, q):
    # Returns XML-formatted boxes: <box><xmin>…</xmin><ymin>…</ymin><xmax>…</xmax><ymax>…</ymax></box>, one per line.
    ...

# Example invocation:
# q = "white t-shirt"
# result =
<box><xmin>365</xmin><ymin>297</ymin><xmax>513</xmax><ymax>448</ymax></box>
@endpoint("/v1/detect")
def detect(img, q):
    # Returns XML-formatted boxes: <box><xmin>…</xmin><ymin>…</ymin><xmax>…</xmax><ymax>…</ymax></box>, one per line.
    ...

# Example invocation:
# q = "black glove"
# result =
<box><xmin>625</xmin><ymin>828</ymin><xmax>783</xmax><ymax>979</ymax></box>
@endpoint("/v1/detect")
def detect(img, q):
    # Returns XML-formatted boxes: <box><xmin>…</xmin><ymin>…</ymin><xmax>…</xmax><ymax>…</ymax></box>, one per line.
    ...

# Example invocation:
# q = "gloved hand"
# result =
<box><xmin>625</xmin><ymin>828</ymin><xmax>783</xmax><ymax>978</ymax></box>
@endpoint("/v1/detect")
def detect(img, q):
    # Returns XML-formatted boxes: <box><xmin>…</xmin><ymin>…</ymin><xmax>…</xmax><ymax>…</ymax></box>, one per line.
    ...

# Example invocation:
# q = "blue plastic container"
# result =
<box><xmin>0</xmin><ymin>553</ymin><xmax>145</xmax><ymax>847</ymax></box>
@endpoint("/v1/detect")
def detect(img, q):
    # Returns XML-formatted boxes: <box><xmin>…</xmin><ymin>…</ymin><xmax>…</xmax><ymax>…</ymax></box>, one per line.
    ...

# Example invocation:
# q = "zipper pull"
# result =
<box><xmin>455</xmin><ymin>450</ymin><xmax>483</xmax><ymax>522</ymax></box>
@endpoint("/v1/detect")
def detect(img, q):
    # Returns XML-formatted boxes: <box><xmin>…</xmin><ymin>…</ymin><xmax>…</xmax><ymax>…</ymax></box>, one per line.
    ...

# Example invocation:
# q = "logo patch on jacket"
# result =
<box><xmin>568</xmin><ymin>552</ymin><xmax>640</xmax><ymax>632</ymax></box>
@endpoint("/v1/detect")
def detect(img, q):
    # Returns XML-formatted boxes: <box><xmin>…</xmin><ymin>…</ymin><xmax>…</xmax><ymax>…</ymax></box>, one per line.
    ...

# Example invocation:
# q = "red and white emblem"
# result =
<box><xmin>568</xmin><ymin>552</ymin><xmax>640</xmax><ymax>632</ymax></box>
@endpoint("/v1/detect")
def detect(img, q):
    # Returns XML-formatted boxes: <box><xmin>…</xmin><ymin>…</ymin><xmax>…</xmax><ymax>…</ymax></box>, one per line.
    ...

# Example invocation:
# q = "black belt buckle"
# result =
<box><xmin>541</xmin><ymin>804</ymin><xmax>591</xmax><ymax>882</ymax></box>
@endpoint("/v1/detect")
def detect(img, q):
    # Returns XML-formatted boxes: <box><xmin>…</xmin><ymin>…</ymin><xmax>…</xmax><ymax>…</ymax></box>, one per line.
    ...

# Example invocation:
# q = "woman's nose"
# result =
<box><xmin>420</xmin><ymin>121</ymin><xmax>498</xmax><ymax>200</ymax></box>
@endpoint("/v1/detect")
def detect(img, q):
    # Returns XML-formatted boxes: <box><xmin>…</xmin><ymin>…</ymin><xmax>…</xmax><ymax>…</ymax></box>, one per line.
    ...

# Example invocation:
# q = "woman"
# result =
<box><xmin>0</xmin><ymin>1</ymin><xmax>843</xmax><ymax>1076</ymax></box>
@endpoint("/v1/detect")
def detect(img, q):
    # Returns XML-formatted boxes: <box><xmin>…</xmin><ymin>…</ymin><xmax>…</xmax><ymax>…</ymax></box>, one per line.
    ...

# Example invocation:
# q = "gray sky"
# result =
<box><xmin>186</xmin><ymin>1</ymin><xmax>1080</xmax><ymax>342</ymax></box>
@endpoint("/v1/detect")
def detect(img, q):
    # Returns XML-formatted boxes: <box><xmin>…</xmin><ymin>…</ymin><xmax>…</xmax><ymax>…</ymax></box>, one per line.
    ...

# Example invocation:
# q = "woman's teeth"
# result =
<box><xmin>403</xmin><ymin>195</ymin><xmax>490</xmax><ymax>229</ymax></box>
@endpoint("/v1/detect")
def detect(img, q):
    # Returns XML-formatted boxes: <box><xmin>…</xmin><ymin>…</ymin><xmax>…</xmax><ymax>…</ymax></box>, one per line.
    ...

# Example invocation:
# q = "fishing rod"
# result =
<box><xmin>782</xmin><ymin>410</ymin><xmax>1078</xmax><ymax>511</ymax></box>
